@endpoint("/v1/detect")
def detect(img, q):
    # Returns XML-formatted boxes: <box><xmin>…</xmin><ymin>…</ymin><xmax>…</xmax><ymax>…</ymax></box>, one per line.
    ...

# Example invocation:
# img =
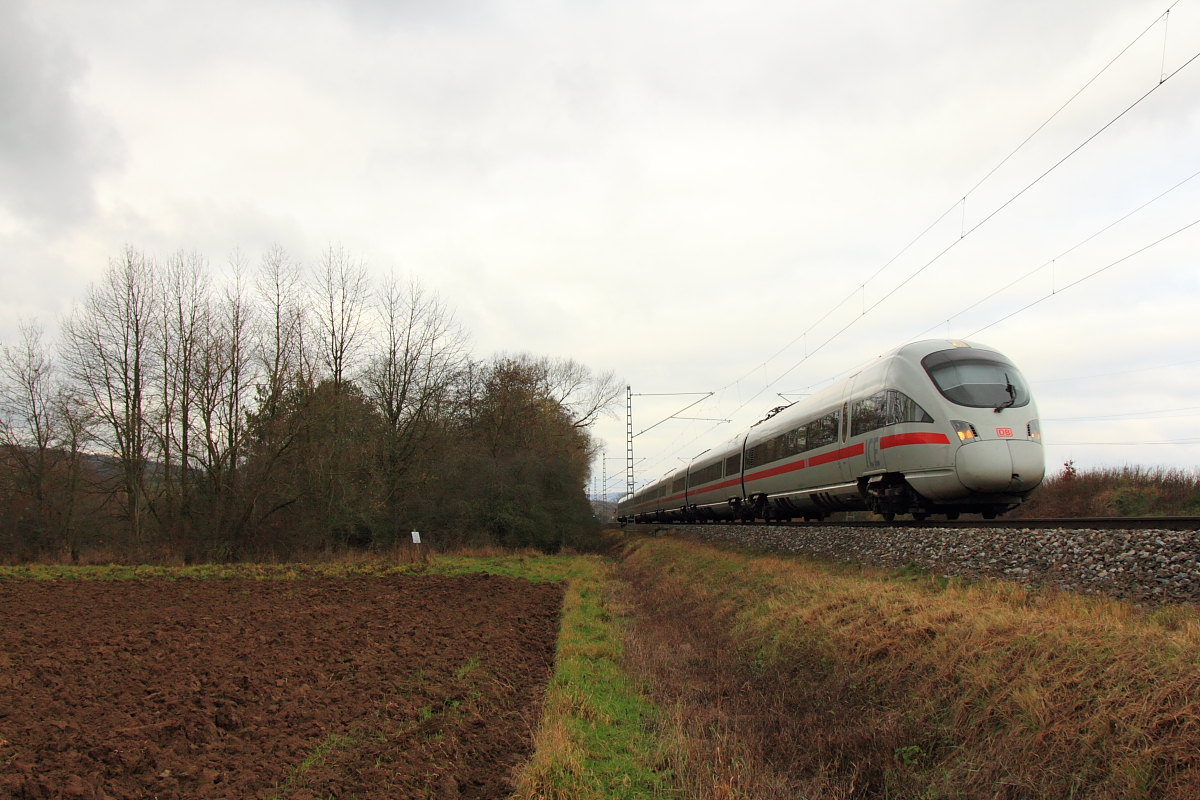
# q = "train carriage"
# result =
<box><xmin>617</xmin><ymin>339</ymin><xmax>1044</xmax><ymax>523</ymax></box>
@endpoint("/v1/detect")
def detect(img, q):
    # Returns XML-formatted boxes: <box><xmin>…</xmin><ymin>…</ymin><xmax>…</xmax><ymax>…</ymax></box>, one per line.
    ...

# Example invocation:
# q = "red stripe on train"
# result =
<box><xmin>807</xmin><ymin>442</ymin><xmax>865</xmax><ymax>467</ymax></box>
<box><xmin>634</xmin><ymin>433</ymin><xmax>951</xmax><ymax>508</ymax></box>
<box><xmin>880</xmin><ymin>432</ymin><xmax>951</xmax><ymax>448</ymax></box>
<box><xmin>743</xmin><ymin>457</ymin><xmax>806</xmax><ymax>484</ymax></box>
<box><xmin>687</xmin><ymin>475</ymin><xmax>743</xmax><ymax>498</ymax></box>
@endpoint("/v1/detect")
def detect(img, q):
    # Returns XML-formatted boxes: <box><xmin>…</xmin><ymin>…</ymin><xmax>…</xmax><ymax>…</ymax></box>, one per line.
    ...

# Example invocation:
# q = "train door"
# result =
<box><xmin>838</xmin><ymin>374</ymin><xmax>862</xmax><ymax>484</ymax></box>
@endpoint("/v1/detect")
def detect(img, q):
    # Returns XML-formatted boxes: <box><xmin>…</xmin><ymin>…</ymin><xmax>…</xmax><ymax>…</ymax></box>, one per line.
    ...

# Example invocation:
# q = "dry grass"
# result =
<box><xmin>620</xmin><ymin>536</ymin><xmax>1200</xmax><ymax>799</ymax></box>
<box><xmin>1010</xmin><ymin>463</ymin><xmax>1200</xmax><ymax>518</ymax></box>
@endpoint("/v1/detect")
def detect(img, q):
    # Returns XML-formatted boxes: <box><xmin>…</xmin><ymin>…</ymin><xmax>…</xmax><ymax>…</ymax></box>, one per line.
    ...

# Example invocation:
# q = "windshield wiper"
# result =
<box><xmin>994</xmin><ymin>373</ymin><xmax>1017</xmax><ymax>413</ymax></box>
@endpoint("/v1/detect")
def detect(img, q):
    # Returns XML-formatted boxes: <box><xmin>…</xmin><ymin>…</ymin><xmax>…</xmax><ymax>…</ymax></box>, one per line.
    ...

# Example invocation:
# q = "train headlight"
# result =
<box><xmin>951</xmin><ymin>420</ymin><xmax>978</xmax><ymax>442</ymax></box>
<box><xmin>1027</xmin><ymin>419</ymin><xmax>1041</xmax><ymax>441</ymax></box>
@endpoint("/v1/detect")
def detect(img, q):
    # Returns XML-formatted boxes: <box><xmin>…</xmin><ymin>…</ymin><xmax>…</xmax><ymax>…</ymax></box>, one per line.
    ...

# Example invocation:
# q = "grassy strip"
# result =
<box><xmin>0</xmin><ymin>553</ymin><xmax>581</xmax><ymax>583</ymax></box>
<box><xmin>624</xmin><ymin>537</ymin><xmax>1200</xmax><ymax>799</ymax></box>
<box><xmin>510</xmin><ymin>556</ymin><xmax>672</xmax><ymax>799</ymax></box>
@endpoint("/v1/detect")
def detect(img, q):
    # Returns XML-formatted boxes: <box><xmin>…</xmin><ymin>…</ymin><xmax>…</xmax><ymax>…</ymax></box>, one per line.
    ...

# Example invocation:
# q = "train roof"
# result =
<box><xmin>887</xmin><ymin>338</ymin><xmax>1009</xmax><ymax>362</ymax></box>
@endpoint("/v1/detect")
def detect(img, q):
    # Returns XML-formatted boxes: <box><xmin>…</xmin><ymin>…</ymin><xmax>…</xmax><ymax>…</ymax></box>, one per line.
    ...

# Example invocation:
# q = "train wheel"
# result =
<box><xmin>945</xmin><ymin>512</ymin><xmax>960</xmax><ymax>521</ymax></box>
<box><xmin>912</xmin><ymin>512</ymin><xmax>928</xmax><ymax>521</ymax></box>
<box><xmin>882</xmin><ymin>512</ymin><xmax>895</xmax><ymax>522</ymax></box>
<box><xmin>982</xmin><ymin>509</ymin><xmax>997</xmax><ymax>520</ymax></box>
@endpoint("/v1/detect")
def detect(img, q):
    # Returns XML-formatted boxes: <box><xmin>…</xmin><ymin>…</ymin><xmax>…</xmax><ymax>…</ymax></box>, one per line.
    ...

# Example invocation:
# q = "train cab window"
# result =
<box><xmin>852</xmin><ymin>389</ymin><xmax>934</xmax><ymax>436</ymax></box>
<box><xmin>725</xmin><ymin>453</ymin><xmax>741</xmax><ymax>475</ymax></box>
<box><xmin>922</xmin><ymin>349</ymin><xmax>1030</xmax><ymax>409</ymax></box>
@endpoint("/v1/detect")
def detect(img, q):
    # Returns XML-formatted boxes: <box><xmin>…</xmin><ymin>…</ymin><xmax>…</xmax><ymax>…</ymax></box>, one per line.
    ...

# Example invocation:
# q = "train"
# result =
<box><xmin>617</xmin><ymin>339</ymin><xmax>1044</xmax><ymax>523</ymax></box>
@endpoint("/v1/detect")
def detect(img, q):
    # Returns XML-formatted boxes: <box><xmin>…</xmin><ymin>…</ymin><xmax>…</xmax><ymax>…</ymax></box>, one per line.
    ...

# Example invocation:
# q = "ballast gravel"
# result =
<box><xmin>664</xmin><ymin>524</ymin><xmax>1200</xmax><ymax>605</ymax></box>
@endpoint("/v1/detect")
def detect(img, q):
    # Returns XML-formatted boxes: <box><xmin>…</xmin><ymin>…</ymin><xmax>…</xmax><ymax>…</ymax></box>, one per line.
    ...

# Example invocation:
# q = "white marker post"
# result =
<box><xmin>411</xmin><ymin>531</ymin><xmax>421</xmax><ymax>562</ymax></box>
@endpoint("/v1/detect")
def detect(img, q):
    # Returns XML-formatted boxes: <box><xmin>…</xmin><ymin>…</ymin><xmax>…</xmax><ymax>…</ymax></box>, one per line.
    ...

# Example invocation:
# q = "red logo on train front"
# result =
<box><xmin>996</xmin><ymin>428</ymin><xmax>1013</xmax><ymax>437</ymax></box>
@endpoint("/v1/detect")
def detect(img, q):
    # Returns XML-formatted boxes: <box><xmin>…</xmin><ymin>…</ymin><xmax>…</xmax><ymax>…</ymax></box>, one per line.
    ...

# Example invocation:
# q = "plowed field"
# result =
<box><xmin>0</xmin><ymin>573</ymin><xmax>563</xmax><ymax>799</ymax></box>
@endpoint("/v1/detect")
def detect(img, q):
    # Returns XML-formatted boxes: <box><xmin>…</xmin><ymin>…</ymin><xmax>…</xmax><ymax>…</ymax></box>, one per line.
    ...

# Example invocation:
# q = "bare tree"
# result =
<box><xmin>190</xmin><ymin>255</ymin><xmax>258</xmax><ymax>552</ymax></box>
<box><xmin>62</xmin><ymin>247</ymin><xmax>159</xmax><ymax>542</ymax></box>
<box><xmin>0</xmin><ymin>321</ymin><xmax>61</xmax><ymax>550</ymax></box>
<box><xmin>313</xmin><ymin>244</ymin><xmax>370</xmax><ymax>388</ymax></box>
<box><xmin>255</xmin><ymin>244</ymin><xmax>309</xmax><ymax>413</ymax></box>
<box><xmin>502</xmin><ymin>353</ymin><xmax>622</xmax><ymax>428</ymax></box>
<box><xmin>367</xmin><ymin>274</ymin><xmax>469</xmax><ymax>432</ymax></box>
<box><xmin>155</xmin><ymin>250</ymin><xmax>211</xmax><ymax>536</ymax></box>
<box><xmin>362</xmin><ymin>274</ymin><xmax>470</xmax><ymax>522</ymax></box>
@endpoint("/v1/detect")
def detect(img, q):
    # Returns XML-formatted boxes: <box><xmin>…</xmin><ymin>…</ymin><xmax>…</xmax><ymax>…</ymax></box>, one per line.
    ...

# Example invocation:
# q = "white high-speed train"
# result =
<box><xmin>617</xmin><ymin>339</ymin><xmax>1044</xmax><ymax>523</ymax></box>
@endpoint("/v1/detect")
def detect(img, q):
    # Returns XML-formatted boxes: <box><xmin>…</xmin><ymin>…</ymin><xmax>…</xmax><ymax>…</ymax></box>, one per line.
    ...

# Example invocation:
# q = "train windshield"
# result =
<box><xmin>921</xmin><ymin>349</ymin><xmax>1030</xmax><ymax>409</ymax></box>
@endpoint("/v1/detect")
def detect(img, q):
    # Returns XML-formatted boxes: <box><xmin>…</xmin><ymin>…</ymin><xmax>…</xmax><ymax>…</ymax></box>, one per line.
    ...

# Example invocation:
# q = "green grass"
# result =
<box><xmin>510</xmin><ymin>556</ymin><xmax>672</xmax><ymax>799</ymax></box>
<box><xmin>267</xmin><ymin>731</ymin><xmax>357</xmax><ymax>800</ymax></box>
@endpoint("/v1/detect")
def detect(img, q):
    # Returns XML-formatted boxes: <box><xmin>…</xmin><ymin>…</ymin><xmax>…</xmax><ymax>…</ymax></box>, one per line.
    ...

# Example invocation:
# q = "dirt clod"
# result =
<box><xmin>0</xmin><ymin>574</ymin><xmax>563</xmax><ymax>799</ymax></box>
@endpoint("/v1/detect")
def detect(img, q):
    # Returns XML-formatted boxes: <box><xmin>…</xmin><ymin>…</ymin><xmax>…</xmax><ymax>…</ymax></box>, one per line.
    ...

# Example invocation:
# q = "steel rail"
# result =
<box><xmin>622</xmin><ymin>517</ymin><xmax>1200</xmax><ymax>531</ymax></box>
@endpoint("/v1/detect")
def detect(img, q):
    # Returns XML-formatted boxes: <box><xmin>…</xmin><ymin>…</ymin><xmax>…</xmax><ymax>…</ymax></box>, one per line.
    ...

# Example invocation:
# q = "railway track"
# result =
<box><xmin>624</xmin><ymin>516</ymin><xmax>1200</xmax><ymax>531</ymax></box>
<box><xmin>623</xmin><ymin>517</ymin><xmax>1200</xmax><ymax>605</ymax></box>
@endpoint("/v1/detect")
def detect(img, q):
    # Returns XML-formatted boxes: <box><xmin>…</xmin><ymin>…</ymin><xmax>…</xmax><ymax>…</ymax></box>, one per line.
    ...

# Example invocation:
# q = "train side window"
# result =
<box><xmin>672</xmin><ymin>476</ymin><xmax>686</xmax><ymax>493</ymax></box>
<box><xmin>852</xmin><ymin>391</ymin><xmax>887</xmax><ymax>436</ymax></box>
<box><xmin>689</xmin><ymin>462</ymin><xmax>722</xmax><ymax>487</ymax></box>
<box><xmin>725</xmin><ymin>453</ymin><xmax>741</xmax><ymax>475</ymax></box>
<box><xmin>805</xmin><ymin>412</ymin><xmax>840</xmax><ymax>451</ymax></box>
<box><xmin>885</xmin><ymin>389</ymin><xmax>934</xmax><ymax>424</ymax></box>
<box><xmin>853</xmin><ymin>390</ymin><xmax>934</xmax><ymax>436</ymax></box>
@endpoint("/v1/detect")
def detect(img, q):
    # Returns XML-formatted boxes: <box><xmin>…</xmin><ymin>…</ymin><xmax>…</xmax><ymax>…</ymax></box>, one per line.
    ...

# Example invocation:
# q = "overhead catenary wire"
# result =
<box><xmin>625</xmin><ymin>4</ymin><xmax>1200</xmax><ymax>480</ymax></box>
<box><xmin>1045</xmin><ymin>404</ymin><xmax>1200</xmax><ymax>421</ymax></box>
<box><xmin>711</xmin><ymin>1</ymin><xmax>1186</xmax><ymax>401</ymax></box>
<box><xmin>1045</xmin><ymin>438</ymin><xmax>1200</xmax><ymax>445</ymax></box>
<box><xmin>901</xmin><ymin>165</ymin><xmax>1200</xmax><ymax>344</ymax></box>
<box><xmin>967</xmin><ymin>215</ymin><xmax>1200</xmax><ymax>337</ymax></box>
<box><xmin>1031</xmin><ymin>357</ymin><xmax>1200</xmax><ymax>384</ymax></box>
<box><xmin>721</xmin><ymin>35</ymin><xmax>1200</xmax><ymax>426</ymax></box>
<box><xmin>634</xmin><ymin>202</ymin><xmax>1200</xmax><ymax>476</ymax></box>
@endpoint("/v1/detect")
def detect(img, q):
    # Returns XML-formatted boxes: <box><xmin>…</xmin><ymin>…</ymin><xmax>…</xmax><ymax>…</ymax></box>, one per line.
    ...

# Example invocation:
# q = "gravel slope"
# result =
<box><xmin>664</xmin><ymin>524</ymin><xmax>1200</xmax><ymax>605</ymax></box>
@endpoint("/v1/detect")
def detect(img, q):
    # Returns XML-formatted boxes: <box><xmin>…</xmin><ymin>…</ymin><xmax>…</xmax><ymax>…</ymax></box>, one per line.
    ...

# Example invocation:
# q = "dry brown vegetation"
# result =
<box><xmin>619</xmin><ymin>536</ymin><xmax>1200</xmax><ymax>799</ymax></box>
<box><xmin>1008</xmin><ymin>462</ymin><xmax>1200</xmax><ymax>518</ymax></box>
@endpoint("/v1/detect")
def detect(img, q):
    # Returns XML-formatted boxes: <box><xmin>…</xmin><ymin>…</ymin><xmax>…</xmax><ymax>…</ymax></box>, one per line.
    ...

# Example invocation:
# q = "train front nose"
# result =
<box><xmin>955</xmin><ymin>440</ymin><xmax>1044</xmax><ymax>493</ymax></box>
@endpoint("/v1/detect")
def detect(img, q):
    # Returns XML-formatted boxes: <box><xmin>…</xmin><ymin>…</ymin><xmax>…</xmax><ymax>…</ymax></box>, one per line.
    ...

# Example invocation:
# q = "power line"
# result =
<box><xmin>713</xmin><ymin>1</ymin><xmax>1185</xmax><ymax>399</ymax></box>
<box><xmin>1045</xmin><ymin>404</ymin><xmax>1200</xmax><ymax>421</ymax></box>
<box><xmin>723</xmin><ymin>36</ymin><xmax>1200</xmax><ymax>424</ymax></box>
<box><xmin>636</xmin><ymin>205</ymin><xmax>1200</xmax><ymax>476</ymax></box>
<box><xmin>1031</xmin><ymin>357</ymin><xmax>1200</xmax><ymax>384</ymax></box>
<box><xmin>967</xmin><ymin>215</ymin><xmax>1200</xmax><ymax>337</ymax></box>
<box><xmin>1045</xmin><ymin>438</ymin><xmax>1200</xmax><ymax>445</ymax></box>
<box><xmin>904</xmin><ymin>166</ymin><xmax>1200</xmax><ymax>342</ymax></box>
<box><xmin>624</xmin><ymin>4</ymin><xmax>1198</xmax><ymax>475</ymax></box>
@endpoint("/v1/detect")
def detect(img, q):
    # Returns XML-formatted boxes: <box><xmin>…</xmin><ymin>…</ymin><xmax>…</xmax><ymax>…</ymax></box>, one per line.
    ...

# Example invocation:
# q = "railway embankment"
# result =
<box><xmin>655</xmin><ymin>522</ymin><xmax>1200</xmax><ymax>605</ymax></box>
<box><xmin>618</xmin><ymin>537</ymin><xmax>1200</xmax><ymax>798</ymax></box>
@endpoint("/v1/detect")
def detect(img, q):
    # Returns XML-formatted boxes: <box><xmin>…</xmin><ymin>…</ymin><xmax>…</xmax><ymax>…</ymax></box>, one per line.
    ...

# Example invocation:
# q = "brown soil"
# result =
<box><xmin>0</xmin><ymin>573</ymin><xmax>563</xmax><ymax>799</ymax></box>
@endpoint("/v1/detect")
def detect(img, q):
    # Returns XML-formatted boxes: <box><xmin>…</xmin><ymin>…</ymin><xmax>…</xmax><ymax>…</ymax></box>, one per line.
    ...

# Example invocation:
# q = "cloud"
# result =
<box><xmin>0</xmin><ymin>0</ymin><xmax>120</xmax><ymax>228</ymax></box>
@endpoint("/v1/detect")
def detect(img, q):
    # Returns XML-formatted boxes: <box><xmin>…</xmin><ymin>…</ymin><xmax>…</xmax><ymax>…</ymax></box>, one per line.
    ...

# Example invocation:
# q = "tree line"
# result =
<box><xmin>0</xmin><ymin>245</ymin><xmax>620</xmax><ymax>562</ymax></box>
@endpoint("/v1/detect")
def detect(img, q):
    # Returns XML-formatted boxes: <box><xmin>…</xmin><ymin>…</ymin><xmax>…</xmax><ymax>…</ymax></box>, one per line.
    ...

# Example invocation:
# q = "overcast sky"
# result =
<box><xmin>2</xmin><ymin>0</ymin><xmax>1199</xmax><ymax>493</ymax></box>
